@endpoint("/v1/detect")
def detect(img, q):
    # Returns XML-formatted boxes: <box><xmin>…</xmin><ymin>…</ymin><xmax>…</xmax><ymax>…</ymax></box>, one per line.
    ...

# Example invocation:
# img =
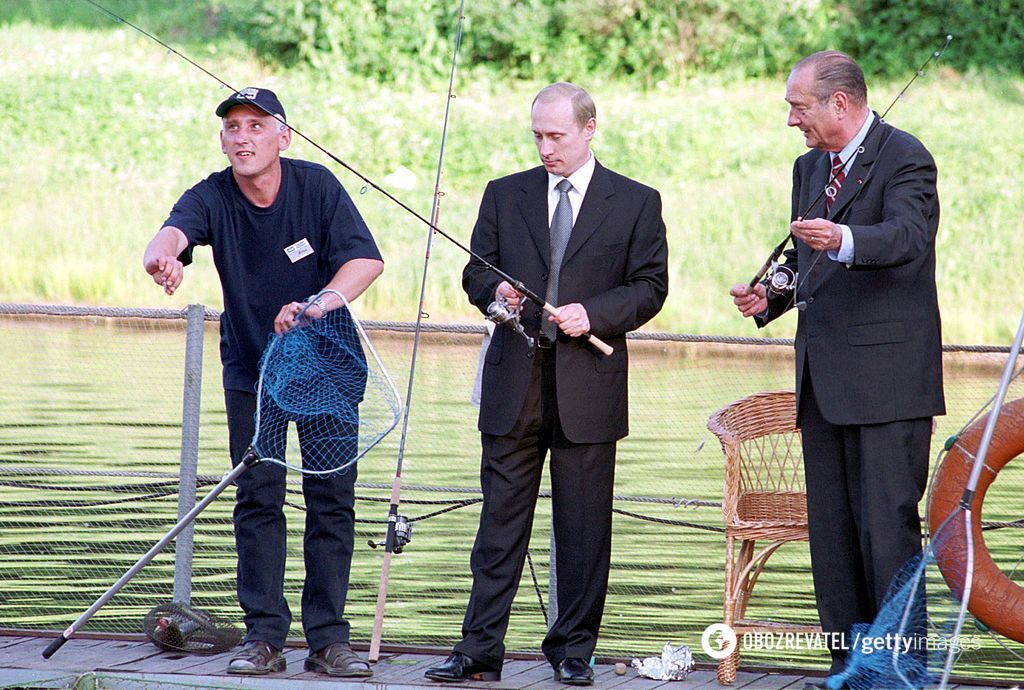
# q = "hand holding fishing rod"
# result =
<box><xmin>487</xmin><ymin>284</ymin><xmax>536</xmax><ymax>351</ymax></box>
<box><xmin>746</xmin><ymin>34</ymin><xmax>953</xmax><ymax>291</ymax></box>
<box><xmin>491</xmin><ymin>279</ymin><xmax>613</xmax><ymax>355</ymax></box>
<box><xmin>491</xmin><ymin>276</ymin><xmax>598</xmax><ymax>341</ymax></box>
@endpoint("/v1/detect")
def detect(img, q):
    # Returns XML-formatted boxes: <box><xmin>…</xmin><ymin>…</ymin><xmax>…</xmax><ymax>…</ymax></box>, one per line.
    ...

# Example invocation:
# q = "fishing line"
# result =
<box><xmin>749</xmin><ymin>35</ymin><xmax>953</xmax><ymax>301</ymax></box>
<box><xmin>368</xmin><ymin>0</ymin><xmax>466</xmax><ymax>663</ymax></box>
<box><xmin>78</xmin><ymin>0</ymin><xmax>612</xmax><ymax>355</ymax></box>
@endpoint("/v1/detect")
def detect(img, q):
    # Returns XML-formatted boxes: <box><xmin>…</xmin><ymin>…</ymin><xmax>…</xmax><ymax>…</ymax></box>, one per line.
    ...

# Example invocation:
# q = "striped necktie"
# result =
<box><xmin>825</xmin><ymin>153</ymin><xmax>845</xmax><ymax>214</ymax></box>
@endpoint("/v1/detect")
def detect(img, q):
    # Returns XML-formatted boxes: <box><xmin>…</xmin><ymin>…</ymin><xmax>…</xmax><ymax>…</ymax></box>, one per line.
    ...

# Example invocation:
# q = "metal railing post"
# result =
<box><xmin>173</xmin><ymin>303</ymin><xmax>205</xmax><ymax>603</ymax></box>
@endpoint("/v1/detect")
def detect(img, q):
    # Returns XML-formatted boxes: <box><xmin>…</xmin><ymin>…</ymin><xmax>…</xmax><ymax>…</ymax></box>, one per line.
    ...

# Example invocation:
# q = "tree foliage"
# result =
<box><xmin>214</xmin><ymin>0</ymin><xmax>1023</xmax><ymax>83</ymax></box>
<box><xmin>846</xmin><ymin>0</ymin><xmax>1024</xmax><ymax>77</ymax></box>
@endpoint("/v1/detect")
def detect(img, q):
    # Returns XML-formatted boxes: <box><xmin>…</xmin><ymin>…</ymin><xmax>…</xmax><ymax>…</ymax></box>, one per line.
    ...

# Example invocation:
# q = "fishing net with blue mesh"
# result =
<box><xmin>826</xmin><ymin>323</ymin><xmax>1024</xmax><ymax>690</ymax></box>
<box><xmin>41</xmin><ymin>290</ymin><xmax>402</xmax><ymax>659</ymax></box>
<box><xmin>250</xmin><ymin>291</ymin><xmax>402</xmax><ymax>475</ymax></box>
<box><xmin>824</xmin><ymin>512</ymin><xmax>970</xmax><ymax>690</ymax></box>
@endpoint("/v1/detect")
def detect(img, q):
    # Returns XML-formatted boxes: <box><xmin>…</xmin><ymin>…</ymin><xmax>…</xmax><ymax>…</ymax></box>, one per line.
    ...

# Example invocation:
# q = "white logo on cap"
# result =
<box><xmin>236</xmin><ymin>87</ymin><xmax>259</xmax><ymax>100</ymax></box>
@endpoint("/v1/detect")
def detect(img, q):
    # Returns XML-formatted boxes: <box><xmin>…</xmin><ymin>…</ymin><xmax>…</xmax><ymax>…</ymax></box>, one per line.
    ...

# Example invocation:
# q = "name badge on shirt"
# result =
<box><xmin>284</xmin><ymin>238</ymin><xmax>314</xmax><ymax>263</ymax></box>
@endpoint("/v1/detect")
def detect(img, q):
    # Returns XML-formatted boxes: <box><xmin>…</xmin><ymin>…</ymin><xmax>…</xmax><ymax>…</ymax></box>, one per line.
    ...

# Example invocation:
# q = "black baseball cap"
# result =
<box><xmin>215</xmin><ymin>87</ymin><xmax>286</xmax><ymax>121</ymax></box>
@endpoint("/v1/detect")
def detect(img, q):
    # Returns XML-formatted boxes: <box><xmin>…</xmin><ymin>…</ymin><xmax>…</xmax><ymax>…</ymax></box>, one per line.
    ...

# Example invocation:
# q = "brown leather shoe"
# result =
<box><xmin>304</xmin><ymin>641</ymin><xmax>372</xmax><ymax>677</ymax></box>
<box><xmin>227</xmin><ymin>640</ymin><xmax>286</xmax><ymax>675</ymax></box>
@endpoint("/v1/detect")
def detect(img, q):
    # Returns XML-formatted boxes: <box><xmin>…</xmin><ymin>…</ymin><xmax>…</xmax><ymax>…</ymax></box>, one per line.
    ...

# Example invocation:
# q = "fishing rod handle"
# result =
<box><xmin>504</xmin><ymin>278</ymin><xmax>614</xmax><ymax>356</ymax></box>
<box><xmin>42</xmin><ymin>635</ymin><xmax>69</xmax><ymax>659</ymax></box>
<box><xmin>540</xmin><ymin>302</ymin><xmax>614</xmax><ymax>356</ymax></box>
<box><xmin>749</xmin><ymin>257</ymin><xmax>774</xmax><ymax>289</ymax></box>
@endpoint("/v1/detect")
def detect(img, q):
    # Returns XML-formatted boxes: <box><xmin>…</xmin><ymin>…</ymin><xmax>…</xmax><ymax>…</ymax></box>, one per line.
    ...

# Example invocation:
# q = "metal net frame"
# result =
<box><xmin>251</xmin><ymin>296</ymin><xmax>403</xmax><ymax>476</ymax></box>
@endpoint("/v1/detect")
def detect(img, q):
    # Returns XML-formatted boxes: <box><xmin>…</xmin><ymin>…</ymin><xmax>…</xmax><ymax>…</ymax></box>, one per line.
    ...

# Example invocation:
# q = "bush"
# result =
<box><xmin>458</xmin><ymin>0</ymin><xmax>845</xmax><ymax>81</ymax></box>
<box><xmin>846</xmin><ymin>0</ymin><xmax>1024</xmax><ymax>76</ymax></box>
<box><xmin>216</xmin><ymin>0</ymin><xmax>452</xmax><ymax>82</ymax></box>
<box><xmin>16</xmin><ymin>0</ymin><xmax>1018</xmax><ymax>83</ymax></box>
<box><xmin>218</xmin><ymin>0</ymin><xmax>846</xmax><ymax>83</ymax></box>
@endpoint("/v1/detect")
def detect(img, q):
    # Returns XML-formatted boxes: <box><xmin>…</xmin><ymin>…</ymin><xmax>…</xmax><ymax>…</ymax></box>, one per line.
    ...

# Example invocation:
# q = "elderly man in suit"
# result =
<box><xmin>425</xmin><ymin>82</ymin><xmax>669</xmax><ymax>686</ymax></box>
<box><xmin>730</xmin><ymin>51</ymin><xmax>945</xmax><ymax>685</ymax></box>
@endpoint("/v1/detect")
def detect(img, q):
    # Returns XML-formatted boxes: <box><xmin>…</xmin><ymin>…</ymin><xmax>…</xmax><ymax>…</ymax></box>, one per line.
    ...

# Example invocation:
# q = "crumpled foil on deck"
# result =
<box><xmin>631</xmin><ymin>641</ymin><xmax>694</xmax><ymax>680</ymax></box>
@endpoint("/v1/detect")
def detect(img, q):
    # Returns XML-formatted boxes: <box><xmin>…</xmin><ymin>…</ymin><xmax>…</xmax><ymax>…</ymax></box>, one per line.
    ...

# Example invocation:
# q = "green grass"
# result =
<box><xmin>0</xmin><ymin>21</ymin><xmax>1022</xmax><ymax>343</ymax></box>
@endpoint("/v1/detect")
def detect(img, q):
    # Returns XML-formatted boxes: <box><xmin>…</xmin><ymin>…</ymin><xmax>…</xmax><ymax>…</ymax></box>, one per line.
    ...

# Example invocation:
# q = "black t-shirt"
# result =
<box><xmin>164</xmin><ymin>157</ymin><xmax>382</xmax><ymax>393</ymax></box>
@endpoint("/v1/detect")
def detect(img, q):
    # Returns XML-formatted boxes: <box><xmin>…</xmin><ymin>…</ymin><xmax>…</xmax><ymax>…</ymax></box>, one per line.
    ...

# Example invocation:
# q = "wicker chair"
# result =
<box><xmin>706</xmin><ymin>390</ymin><xmax>820</xmax><ymax>685</ymax></box>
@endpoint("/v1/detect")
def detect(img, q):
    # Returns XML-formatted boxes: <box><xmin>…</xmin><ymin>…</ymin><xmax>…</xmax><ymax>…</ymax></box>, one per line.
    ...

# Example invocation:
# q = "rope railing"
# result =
<box><xmin>1</xmin><ymin>303</ymin><xmax>1016</xmax><ymax>353</ymax></box>
<box><xmin>0</xmin><ymin>466</ymin><xmax>718</xmax><ymax>508</ymax></box>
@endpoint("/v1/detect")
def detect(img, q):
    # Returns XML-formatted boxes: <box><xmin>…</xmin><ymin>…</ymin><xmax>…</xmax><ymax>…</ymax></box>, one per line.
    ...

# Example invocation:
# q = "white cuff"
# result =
<box><xmin>828</xmin><ymin>224</ymin><xmax>855</xmax><ymax>265</ymax></box>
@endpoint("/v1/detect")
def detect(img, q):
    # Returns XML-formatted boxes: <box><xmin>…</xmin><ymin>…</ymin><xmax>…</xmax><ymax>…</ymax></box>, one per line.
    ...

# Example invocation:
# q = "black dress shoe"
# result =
<box><xmin>424</xmin><ymin>652</ymin><xmax>501</xmax><ymax>682</ymax></box>
<box><xmin>555</xmin><ymin>657</ymin><xmax>594</xmax><ymax>686</ymax></box>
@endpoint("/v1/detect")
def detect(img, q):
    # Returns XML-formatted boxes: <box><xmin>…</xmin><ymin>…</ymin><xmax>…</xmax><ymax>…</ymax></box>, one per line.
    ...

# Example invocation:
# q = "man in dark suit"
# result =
<box><xmin>425</xmin><ymin>82</ymin><xmax>668</xmax><ymax>686</ymax></box>
<box><xmin>730</xmin><ymin>52</ymin><xmax>944</xmax><ymax>683</ymax></box>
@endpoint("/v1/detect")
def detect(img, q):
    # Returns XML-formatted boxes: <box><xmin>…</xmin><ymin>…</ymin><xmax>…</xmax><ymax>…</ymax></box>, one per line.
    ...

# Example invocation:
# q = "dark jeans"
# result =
<box><xmin>225</xmin><ymin>388</ymin><xmax>358</xmax><ymax>652</ymax></box>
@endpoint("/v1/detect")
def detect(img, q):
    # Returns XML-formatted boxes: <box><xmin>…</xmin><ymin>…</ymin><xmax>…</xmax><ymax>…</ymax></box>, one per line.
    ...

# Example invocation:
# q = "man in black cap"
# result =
<box><xmin>143</xmin><ymin>88</ymin><xmax>384</xmax><ymax>677</ymax></box>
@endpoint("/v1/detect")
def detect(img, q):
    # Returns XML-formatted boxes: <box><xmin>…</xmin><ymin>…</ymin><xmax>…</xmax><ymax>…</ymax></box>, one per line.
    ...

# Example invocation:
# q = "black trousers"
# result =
<box><xmin>798</xmin><ymin>371</ymin><xmax>931</xmax><ymax>674</ymax></box>
<box><xmin>455</xmin><ymin>347</ymin><xmax>617</xmax><ymax>670</ymax></box>
<box><xmin>225</xmin><ymin>388</ymin><xmax>358</xmax><ymax>652</ymax></box>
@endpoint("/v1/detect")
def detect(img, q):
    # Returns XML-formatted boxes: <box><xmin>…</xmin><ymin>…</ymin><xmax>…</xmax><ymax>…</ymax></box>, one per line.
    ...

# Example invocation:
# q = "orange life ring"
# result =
<box><xmin>927</xmin><ymin>396</ymin><xmax>1024</xmax><ymax>643</ymax></box>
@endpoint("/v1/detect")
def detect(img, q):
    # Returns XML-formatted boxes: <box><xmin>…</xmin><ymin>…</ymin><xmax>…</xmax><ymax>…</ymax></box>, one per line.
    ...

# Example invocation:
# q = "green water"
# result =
<box><xmin>0</xmin><ymin>314</ymin><xmax>1021</xmax><ymax>680</ymax></box>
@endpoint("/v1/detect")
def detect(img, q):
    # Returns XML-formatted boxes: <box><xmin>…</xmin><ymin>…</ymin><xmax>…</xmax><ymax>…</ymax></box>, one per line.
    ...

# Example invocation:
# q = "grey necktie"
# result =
<box><xmin>543</xmin><ymin>178</ymin><xmax>574</xmax><ymax>341</ymax></box>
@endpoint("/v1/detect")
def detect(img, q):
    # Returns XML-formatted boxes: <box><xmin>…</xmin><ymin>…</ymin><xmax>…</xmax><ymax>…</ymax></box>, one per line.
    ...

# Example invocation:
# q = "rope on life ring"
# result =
<box><xmin>927</xmin><ymin>396</ymin><xmax>1024</xmax><ymax>643</ymax></box>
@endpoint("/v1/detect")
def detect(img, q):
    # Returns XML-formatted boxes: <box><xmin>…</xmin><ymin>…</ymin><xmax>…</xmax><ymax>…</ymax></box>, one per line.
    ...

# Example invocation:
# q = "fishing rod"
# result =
<box><xmin>748</xmin><ymin>34</ymin><xmax>953</xmax><ymax>290</ymax></box>
<box><xmin>78</xmin><ymin>0</ymin><xmax>613</xmax><ymax>356</ymax></box>
<box><xmin>366</xmin><ymin>0</ymin><xmax>466</xmax><ymax>664</ymax></box>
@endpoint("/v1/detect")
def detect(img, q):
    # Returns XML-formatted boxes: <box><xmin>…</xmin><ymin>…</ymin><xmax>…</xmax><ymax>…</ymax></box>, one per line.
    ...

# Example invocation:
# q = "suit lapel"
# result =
<box><xmin>828</xmin><ymin>113</ymin><xmax>888</xmax><ymax>222</ymax></box>
<box><xmin>807</xmin><ymin>152</ymin><xmax>832</xmax><ymax>219</ymax></box>
<box><xmin>515</xmin><ymin>167</ymin><xmax>553</xmax><ymax>267</ymax></box>
<box><xmin>797</xmin><ymin>237</ymin><xmax>840</xmax><ymax>302</ymax></box>
<box><xmin>562</xmin><ymin>161</ymin><xmax>614</xmax><ymax>265</ymax></box>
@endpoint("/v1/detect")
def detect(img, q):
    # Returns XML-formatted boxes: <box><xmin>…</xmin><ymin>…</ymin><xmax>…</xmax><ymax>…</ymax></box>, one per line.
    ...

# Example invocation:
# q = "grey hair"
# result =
<box><xmin>792</xmin><ymin>51</ymin><xmax>868</xmax><ymax>106</ymax></box>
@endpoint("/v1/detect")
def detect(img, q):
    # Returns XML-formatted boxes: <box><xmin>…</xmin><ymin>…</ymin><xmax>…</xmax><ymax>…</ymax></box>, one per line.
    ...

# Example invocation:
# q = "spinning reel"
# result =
<box><xmin>486</xmin><ymin>294</ymin><xmax>535</xmax><ymax>350</ymax></box>
<box><xmin>368</xmin><ymin>514</ymin><xmax>413</xmax><ymax>554</ymax></box>
<box><xmin>765</xmin><ymin>262</ymin><xmax>798</xmax><ymax>299</ymax></box>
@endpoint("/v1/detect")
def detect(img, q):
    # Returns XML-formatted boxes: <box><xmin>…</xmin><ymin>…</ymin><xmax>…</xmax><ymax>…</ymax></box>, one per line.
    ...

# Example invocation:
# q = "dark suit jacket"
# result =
<box><xmin>463</xmin><ymin>162</ymin><xmax>669</xmax><ymax>443</ymax></box>
<box><xmin>758</xmin><ymin>116</ymin><xmax>945</xmax><ymax>425</ymax></box>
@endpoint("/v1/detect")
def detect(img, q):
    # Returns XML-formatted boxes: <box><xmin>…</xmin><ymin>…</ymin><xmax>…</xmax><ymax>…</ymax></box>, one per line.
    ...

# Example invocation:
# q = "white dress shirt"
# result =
<box><xmin>831</xmin><ymin>111</ymin><xmax>875</xmax><ymax>264</ymax></box>
<box><xmin>546</xmin><ymin>152</ymin><xmax>595</xmax><ymax>227</ymax></box>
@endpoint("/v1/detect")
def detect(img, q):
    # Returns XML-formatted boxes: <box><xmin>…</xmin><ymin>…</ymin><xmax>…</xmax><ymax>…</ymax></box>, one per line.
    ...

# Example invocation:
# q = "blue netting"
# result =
<box><xmin>827</xmin><ymin>512</ymin><xmax>970</xmax><ymax>690</ymax></box>
<box><xmin>251</xmin><ymin>300</ymin><xmax>402</xmax><ymax>475</ymax></box>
